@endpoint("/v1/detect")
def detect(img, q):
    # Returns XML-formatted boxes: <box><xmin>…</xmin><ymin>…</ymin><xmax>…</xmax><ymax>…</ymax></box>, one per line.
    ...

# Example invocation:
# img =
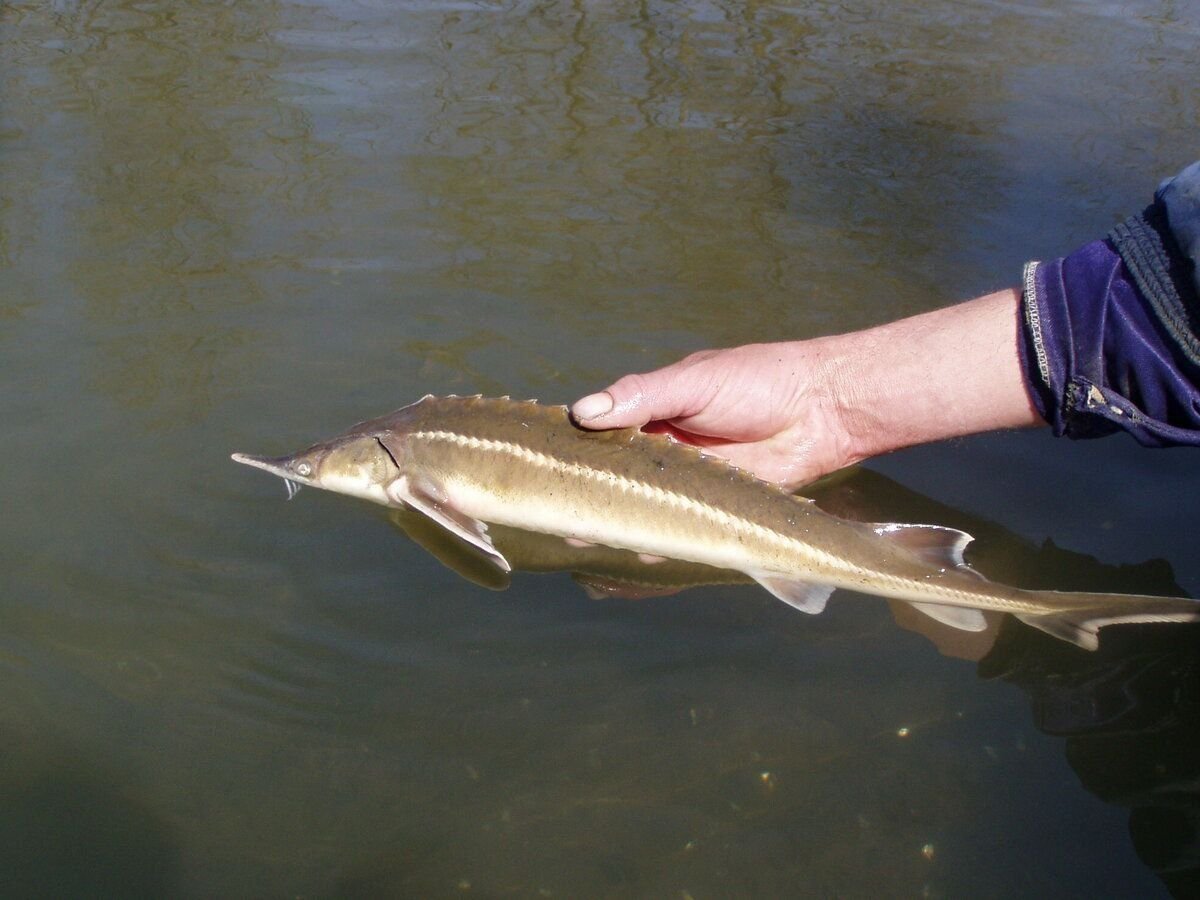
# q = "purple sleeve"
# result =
<box><xmin>1019</xmin><ymin>167</ymin><xmax>1200</xmax><ymax>447</ymax></box>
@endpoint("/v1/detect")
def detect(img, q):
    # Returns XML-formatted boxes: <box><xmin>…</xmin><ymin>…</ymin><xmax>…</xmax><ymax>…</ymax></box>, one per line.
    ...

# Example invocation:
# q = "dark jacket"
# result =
<box><xmin>1020</xmin><ymin>160</ymin><xmax>1200</xmax><ymax>445</ymax></box>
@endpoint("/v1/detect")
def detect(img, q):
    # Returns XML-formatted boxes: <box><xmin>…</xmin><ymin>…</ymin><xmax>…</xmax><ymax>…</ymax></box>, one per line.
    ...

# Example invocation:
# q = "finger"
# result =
<box><xmin>572</xmin><ymin>369</ymin><xmax>705</xmax><ymax>430</ymax></box>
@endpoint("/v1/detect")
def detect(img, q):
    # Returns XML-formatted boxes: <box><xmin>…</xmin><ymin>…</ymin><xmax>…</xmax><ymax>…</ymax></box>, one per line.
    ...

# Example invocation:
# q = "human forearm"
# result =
<box><xmin>821</xmin><ymin>287</ymin><xmax>1043</xmax><ymax>467</ymax></box>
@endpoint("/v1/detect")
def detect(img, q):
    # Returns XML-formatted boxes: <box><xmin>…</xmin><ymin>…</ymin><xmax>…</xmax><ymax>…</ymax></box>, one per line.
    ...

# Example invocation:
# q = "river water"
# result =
<box><xmin>3</xmin><ymin>1</ymin><xmax>1199</xmax><ymax>896</ymax></box>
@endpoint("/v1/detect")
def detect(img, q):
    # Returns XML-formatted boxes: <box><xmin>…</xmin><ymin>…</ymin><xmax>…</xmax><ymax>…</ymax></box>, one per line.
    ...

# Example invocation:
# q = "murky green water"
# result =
<box><xmin>3</xmin><ymin>0</ymin><xmax>1199</xmax><ymax>895</ymax></box>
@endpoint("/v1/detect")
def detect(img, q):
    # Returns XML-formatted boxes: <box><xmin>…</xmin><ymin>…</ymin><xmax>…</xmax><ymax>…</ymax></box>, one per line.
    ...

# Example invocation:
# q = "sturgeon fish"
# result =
<box><xmin>232</xmin><ymin>395</ymin><xmax>1200</xmax><ymax>650</ymax></box>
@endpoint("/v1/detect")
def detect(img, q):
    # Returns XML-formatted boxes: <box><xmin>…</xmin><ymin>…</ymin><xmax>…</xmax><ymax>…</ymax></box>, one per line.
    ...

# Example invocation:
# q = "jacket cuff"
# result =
<box><xmin>1019</xmin><ymin>239</ymin><xmax>1200</xmax><ymax>447</ymax></box>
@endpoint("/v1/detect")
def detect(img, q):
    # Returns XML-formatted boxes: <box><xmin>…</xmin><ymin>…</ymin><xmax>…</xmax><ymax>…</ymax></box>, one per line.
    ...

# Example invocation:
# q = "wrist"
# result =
<box><xmin>818</xmin><ymin>328</ymin><xmax>899</xmax><ymax>467</ymax></box>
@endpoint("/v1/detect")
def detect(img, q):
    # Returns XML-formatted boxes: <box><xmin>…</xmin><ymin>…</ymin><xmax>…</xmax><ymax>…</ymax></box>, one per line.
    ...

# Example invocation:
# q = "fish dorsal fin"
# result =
<box><xmin>386</xmin><ymin>474</ymin><xmax>511</xmax><ymax>573</ymax></box>
<box><xmin>872</xmin><ymin>523</ymin><xmax>974</xmax><ymax>569</ymax></box>
<box><xmin>907</xmin><ymin>602</ymin><xmax>988</xmax><ymax>632</ymax></box>
<box><xmin>749</xmin><ymin>571</ymin><xmax>835</xmax><ymax>615</ymax></box>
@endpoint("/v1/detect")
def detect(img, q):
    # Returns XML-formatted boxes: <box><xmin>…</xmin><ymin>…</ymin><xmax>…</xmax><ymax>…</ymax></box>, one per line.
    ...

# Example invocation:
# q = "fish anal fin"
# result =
<box><xmin>387</xmin><ymin>475</ymin><xmax>511</xmax><ymax>573</ymax></box>
<box><xmin>908</xmin><ymin>601</ymin><xmax>987</xmax><ymax>632</ymax></box>
<box><xmin>749</xmin><ymin>572</ymin><xmax>834</xmax><ymax>615</ymax></box>
<box><xmin>872</xmin><ymin>523</ymin><xmax>975</xmax><ymax>569</ymax></box>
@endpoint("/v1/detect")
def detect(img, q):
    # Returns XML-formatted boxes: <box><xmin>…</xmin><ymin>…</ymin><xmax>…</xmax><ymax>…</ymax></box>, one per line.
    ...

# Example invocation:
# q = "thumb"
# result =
<box><xmin>571</xmin><ymin>369</ymin><xmax>706</xmax><ymax>430</ymax></box>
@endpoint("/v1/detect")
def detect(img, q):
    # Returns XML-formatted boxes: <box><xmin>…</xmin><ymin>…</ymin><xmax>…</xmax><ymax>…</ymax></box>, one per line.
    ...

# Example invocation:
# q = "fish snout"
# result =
<box><xmin>231</xmin><ymin>451</ymin><xmax>317</xmax><ymax>481</ymax></box>
<box><xmin>232</xmin><ymin>451</ymin><xmax>315</xmax><ymax>500</ymax></box>
<box><xmin>231</xmin><ymin>452</ymin><xmax>290</xmax><ymax>475</ymax></box>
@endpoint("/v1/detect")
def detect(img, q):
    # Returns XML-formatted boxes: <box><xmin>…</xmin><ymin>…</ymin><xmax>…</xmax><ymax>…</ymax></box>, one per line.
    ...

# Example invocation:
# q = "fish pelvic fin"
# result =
<box><xmin>748</xmin><ymin>571</ymin><xmax>835</xmax><ymax>615</ymax></box>
<box><xmin>386</xmin><ymin>474</ymin><xmax>511</xmax><ymax>573</ymax></box>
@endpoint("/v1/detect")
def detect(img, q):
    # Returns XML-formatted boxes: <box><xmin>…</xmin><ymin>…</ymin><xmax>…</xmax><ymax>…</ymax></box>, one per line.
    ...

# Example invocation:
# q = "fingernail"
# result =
<box><xmin>573</xmin><ymin>392</ymin><xmax>614</xmax><ymax>420</ymax></box>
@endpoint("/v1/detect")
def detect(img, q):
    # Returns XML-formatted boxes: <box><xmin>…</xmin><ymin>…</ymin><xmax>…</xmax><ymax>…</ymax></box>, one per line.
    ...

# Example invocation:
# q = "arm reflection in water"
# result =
<box><xmin>980</xmin><ymin>610</ymin><xmax>1200</xmax><ymax>897</ymax></box>
<box><xmin>815</xmin><ymin>471</ymin><xmax>1200</xmax><ymax>897</ymax></box>
<box><xmin>388</xmin><ymin>465</ymin><xmax>1200</xmax><ymax>896</ymax></box>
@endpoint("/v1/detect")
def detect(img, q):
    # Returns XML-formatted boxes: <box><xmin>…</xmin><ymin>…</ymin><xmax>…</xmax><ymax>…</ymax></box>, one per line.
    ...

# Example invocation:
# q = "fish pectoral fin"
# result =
<box><xmin>385</xmin><ymin>510</ymin><xmax>511</xmax><ymax>591</ymax></box>
<box><xmin>907</xmin><ymin>601</ymin><xmax>988</xmax><ymax>632</ymax></box>
<box><xmin>386</xmin><ymin>475</ymin><xmax>511</xmax><ymax>573</ymax></box>
<box><xmin>871</xmin><ymin>523</ymin><xmax>975</xmax><ymax>569</ymax></box>
<box><xmin>749</xmin><ymin>572</ymin><xmax>834</xmax><ymax>615</ymax></box>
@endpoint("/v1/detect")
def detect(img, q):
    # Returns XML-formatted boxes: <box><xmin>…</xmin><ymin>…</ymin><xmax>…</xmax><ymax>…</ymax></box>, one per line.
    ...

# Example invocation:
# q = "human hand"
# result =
<box><xmin>571</xmin><ymin>340</ymin><xmax>856</xmax><ymax>489</ymax></box>
<box><xmin>571</xmin><ymin>289</ymin><xmax>1042</xmax><ymax>490</ymax></box>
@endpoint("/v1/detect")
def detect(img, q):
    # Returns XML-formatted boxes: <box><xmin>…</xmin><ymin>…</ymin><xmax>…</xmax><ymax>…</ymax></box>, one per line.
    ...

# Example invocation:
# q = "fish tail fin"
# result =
<box><xmin>1016</xmin><ymin>592</ymin><xmax>1200</xmax><ymax>651</ymax></box>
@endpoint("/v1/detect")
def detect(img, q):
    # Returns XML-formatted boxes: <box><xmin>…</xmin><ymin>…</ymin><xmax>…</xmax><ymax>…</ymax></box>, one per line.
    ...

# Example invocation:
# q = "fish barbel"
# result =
<box><xmin>232</xmin><ymin>395</ymin><xmax>1200</xmax><ymax>649</ymax></box>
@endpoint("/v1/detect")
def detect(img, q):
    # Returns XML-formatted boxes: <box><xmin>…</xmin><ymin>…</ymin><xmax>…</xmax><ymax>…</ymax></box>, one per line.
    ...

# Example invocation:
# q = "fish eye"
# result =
<box><xmin>295</xmin><ymin>462</ymin><xmax>312</xmax><ymax>477</ymax></box>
